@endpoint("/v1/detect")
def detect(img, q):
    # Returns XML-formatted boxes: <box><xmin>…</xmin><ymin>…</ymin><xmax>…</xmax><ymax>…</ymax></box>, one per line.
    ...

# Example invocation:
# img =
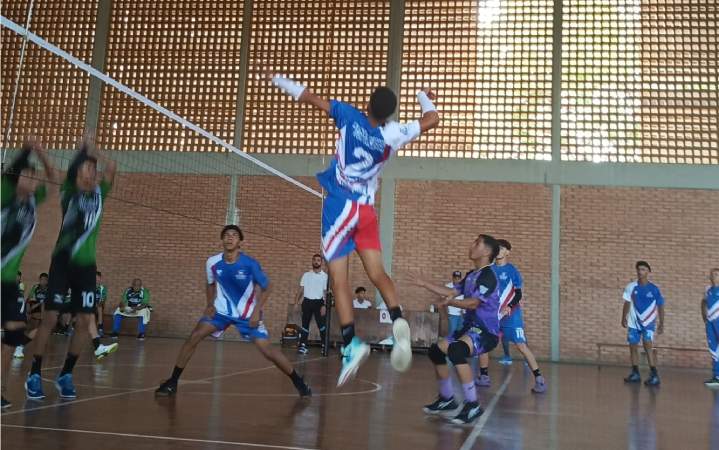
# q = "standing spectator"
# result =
<box><xmin>701</xmin><ymin>268</ymin><xmax>719</xmax><ymax>387</ymax></box>
<box><xmin>622</xmin><ymin>261</ymin><xmax>665</xmax><ymax>386</ymax></box>
<box><xmin>353</xmin><ymin>287</ymin><xmax>373</xmax><ymax>309</ymax></box>
<box><xmin>295</xmin><ymin>254</ymin><xmax>328</xmax><ymax>355</ymax></box>
<box><xmin>110</xmin><ymin>279</ymin><xmax>152</xmax><ymax>340</ymax></box>
<box><xmin>95</xmin><ymin>271</ymin><xmax>107</xmax><ymax>336</ymax></box>
<box><xmin>445</xmin><ymin>271</ymin><xmax>465</xmax><ymax>338</ymax></box>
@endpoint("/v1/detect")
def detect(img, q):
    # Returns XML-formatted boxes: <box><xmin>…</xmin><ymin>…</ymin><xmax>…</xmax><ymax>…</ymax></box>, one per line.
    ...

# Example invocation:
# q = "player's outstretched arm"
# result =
<box><xmin>265</xmin><ymin>71</ymin><xmax>330</xmax><ymax>114</ymax></box>
<box><xmin>407</xmin><ymin>272</ymin><xmax>458</xmax><ymax>298</ymax></box>
<box><xmin>24</xmin><ymin>137</ymin><xmax>57</xmax><ymax>185</ymax></box>
<box><xmin>416</xmin><ymin>89</ymin><xmax>440</xmax><ymax>133</ymax></box>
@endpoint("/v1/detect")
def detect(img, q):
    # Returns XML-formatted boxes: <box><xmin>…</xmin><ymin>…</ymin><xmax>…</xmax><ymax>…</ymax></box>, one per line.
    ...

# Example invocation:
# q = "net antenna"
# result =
<box><xmin>0</xmin><ymin>15</ymin><xmax>322</xmax><ymax>199</ymax></box>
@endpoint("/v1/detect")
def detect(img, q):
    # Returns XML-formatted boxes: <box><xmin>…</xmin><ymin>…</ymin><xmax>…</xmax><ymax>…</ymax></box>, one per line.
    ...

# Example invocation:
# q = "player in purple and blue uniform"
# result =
<box><xmin>622</xmin><ymin>260</ymin><xmax>665</xmax><ymax>386</ymax></box>
<box><xmin>701</xmin><ymin>268</ymin><xmax>719</xmax><ymax>388</ymax></box>
<box><xmin>267</xmin><ymin>71</ymin><xmax>440</xmax><ymax>386</ymax></box>
<box><xmin>155</xmin><ymin>225</ymin><xmax>311</xmax><ymax>397</ymax></box>
<box><xmin>476</xmin><ymin>239</ymin><xmax>546</xmax><ymax>393</ymax></box>
<box><xmin>411</xmin><ymin>234</ymin><xmax>501</xmax><ymax>425</ymax></box>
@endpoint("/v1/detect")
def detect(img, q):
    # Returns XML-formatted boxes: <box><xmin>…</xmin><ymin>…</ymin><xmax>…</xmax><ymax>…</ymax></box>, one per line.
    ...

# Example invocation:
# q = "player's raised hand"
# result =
<box><xmin>420</xmin><ymin>88</ymin><xmax>437</xmax><ymax>101</ymax></box>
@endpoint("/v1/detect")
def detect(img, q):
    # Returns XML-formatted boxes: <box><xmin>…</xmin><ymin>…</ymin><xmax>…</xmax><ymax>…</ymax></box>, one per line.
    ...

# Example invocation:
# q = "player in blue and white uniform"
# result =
<box><xmin>701</xmin><ymin>268</ymin><xmax>719</xmax><ymax>388</ymax></box>
<box><xmin>156</xmin><ymin>225</ymin><xmax>311</xmax><ymax>397</ymax></box>
<box><xmin>267</xmin><ymin>71</ymin><xmax>440</xmax><ymax>386</ymax></box>
<box><xmin>622</xmin><ymin>260</ymin><xmax>665</xmax><ymax>386</ymax></box>
<box><xmin>476</xmin><ymin>239</ymin><xmax>546</xmax><ymax>393</ymax></box>
<box><xmin>411</xmin><ymin>235</ymin><xmax>502</xmax><ymax>425</ymax></box>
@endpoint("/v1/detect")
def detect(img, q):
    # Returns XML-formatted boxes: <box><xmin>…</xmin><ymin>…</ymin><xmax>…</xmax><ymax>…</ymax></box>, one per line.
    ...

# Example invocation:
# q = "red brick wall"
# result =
<box><xmin>393</xmin><ymin>181</ymin><xmax>553</xmax><ymax>358</ymax></box>
<box><xmin>560</xmin><ymin>186</ymin><xmax>719</xmax><ymax>367</ymax></box>
<box><xmin>19</xmin><ymin>174</ymin><xmax>719</xmax><ymax>368</ymax></box>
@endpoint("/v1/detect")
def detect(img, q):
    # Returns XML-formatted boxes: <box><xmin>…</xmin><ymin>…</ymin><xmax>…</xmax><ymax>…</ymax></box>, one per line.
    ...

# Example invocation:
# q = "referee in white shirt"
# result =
<box><xmin>295</xmin><ymin>254</ymin><xmax>329</xmax><ymax>354</ymax></box>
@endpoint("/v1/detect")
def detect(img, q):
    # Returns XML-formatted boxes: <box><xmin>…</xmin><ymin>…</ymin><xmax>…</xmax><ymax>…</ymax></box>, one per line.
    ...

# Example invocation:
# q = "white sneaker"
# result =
<box><xmin>13</xmin><ymin>346</ymin><xmax>24</xmax><ymax>359</ymax></box>
<box><xmin>390</xmin><ymin>318</ymin><xmax>412</xmax><ymax>372</ymax></box>
<box><xmin>95</xmin><ymin>343</ymin><xmax>119</xmax><ymax>360</ymax></box>
<box><xmin>337</xmin><ymin>337</ymin><xmax>371</xmax><ymax>387</ymax></box>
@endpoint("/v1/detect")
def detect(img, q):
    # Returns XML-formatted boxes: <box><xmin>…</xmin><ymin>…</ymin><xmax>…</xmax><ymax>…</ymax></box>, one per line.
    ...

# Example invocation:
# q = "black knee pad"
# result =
<box><xmin>2</xmin><ymin>328</ymin><xmax>29</xmax><ymax>347</ymax></box>
<box><xmin>447</xmin><ymin>341</ymin><xmax>471</xmax><ymax>365</ymax></box>
<box><xmin>428</xmin><ymin>343</ymin><xmax>447</xmax><ymax>365</ymax></box>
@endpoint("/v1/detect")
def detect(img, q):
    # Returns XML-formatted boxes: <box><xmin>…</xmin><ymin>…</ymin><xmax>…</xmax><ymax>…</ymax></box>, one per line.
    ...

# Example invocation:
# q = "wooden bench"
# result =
<box><xmin>595</xmin><ymin>342</ymin><xmax>706</xmax><ymax>367</ymax></box>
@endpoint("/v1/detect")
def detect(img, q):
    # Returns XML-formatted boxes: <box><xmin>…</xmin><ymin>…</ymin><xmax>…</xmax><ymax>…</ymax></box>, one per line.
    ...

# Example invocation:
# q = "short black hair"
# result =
<box><xmin>497</xmin><ymin>239</ymin><xmax>512</xmax><ymax>251</ymax></box>
<box><xmin>355</xmin><ymin>286</ymin><xmax>367</xmax><ymax>294</ymax></box>
<box><xmin>369</xmin><ymin>87</ymin><xmax>397</xmax><ymax>121</ymax></box>
<box><xmin>312</xmin><ymin>254</ymin><xmax>322</xmax><ymax>259</ymax></box>
<box><xmin>39</xmin><ymin>273</ymin><xmax>48</xmax><ymax>279</ymax></box>
<box><xmin>478</xmin><ymin>234</ymin><xmax>500</xmax><ymax>262</ymax></box>
<box><xmin>636</xmin><ymin>260</ymin><xmax>652</xmax><ymax>272</ymax></box>
<box><xmin>220</xmin><ymin>224</ymin><xmax>244</xmax><ymax>240</ymax></box>
<box><xmin>96</xmin><ymin>271</ymin><xmax>102</xmax><ymax>277</ymax></box>
<box><xmin>17</xmin><ymin>271</ymin><xmax>22</xmax><ymax>276</ymax></box>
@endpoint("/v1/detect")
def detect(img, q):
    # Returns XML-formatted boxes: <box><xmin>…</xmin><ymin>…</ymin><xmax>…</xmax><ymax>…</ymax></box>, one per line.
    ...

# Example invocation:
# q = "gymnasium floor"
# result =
<box><xmin>2</xmin><ymin>336</ymin><xmax>716</xmax><ymax>450</ymax></box>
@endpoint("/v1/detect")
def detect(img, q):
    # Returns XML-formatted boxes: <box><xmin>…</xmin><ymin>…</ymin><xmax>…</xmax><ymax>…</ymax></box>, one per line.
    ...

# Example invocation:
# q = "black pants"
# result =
<box><xmin>299</xmin><ymin>299</ymin><xmax>326</xmax><ymax>346</ymax></box>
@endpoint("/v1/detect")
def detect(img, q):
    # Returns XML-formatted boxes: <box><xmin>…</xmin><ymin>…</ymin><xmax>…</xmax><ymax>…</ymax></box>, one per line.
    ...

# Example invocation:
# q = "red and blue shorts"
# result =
<box><xmin>321</xmin><ymin>195</ymin><xmax>381</xmax><ymax>262</ymax></box>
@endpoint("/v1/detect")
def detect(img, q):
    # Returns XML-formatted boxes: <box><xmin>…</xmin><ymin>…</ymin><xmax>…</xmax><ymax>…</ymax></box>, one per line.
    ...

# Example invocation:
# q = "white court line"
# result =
<box><xmin>1</xmin><ymin>424</ymin><xmax>318</xmax><ymax>450</ymax></box>
<box><xmin>459</xmin><ymin>372</ymin><xmax>513</xmax><ymax>450</ymax></box>
<box><xmin>183</xmin><ymin>379</ymin><xmax>382</xmax><ymax>398</ymax></box>
<box><xmin>2</xmin><ymin>356</ymin><xmax>324</xmax><ymax>416</ymax></box>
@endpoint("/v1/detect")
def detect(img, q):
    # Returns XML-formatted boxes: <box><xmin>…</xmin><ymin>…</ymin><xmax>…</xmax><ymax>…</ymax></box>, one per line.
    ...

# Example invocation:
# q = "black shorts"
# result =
<box><xmin>46</xmin><ymin>259</ymin><xmax>97</xmax><ymax>314</ymax></box>
<box><xmin>1</xmin><ymin>282</ymin><xmax>26</xmax><ymax>325</ymax></box>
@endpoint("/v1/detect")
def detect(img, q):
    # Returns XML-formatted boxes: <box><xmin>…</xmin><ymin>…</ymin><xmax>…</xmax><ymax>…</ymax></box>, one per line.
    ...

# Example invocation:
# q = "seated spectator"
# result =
<box><xmin>14</xmin><ymin>273</ymin><xmax>49</xmax><ymax>359</ymax></box>
<box><xmin>110</xmin><ymin>279</ymin><xmax>152</xmax><ymax>340</ymax></box>
<box><xmin>352</xmin><ymin>287</ymin><xmax>373</xmax><ymax>309</ymax></box>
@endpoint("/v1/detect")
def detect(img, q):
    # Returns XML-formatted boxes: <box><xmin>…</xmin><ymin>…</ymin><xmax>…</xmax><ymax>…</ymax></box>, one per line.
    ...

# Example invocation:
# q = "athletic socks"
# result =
<box><xmin>650</xmin><ymin>366</ymin><xmax>658</xmax><ymax>375</ymax></box>
<box><xmin>60</xmin><ymin>353</ymin><xmax>79</xmax><ymax>376</ymax></box>
<box><xmin>341</xmin><ymin>323</ymin><xmax>355</xmax><ymax>347</ymax></box>
<box><xmin>479</xmin><ymin>367</ymin><xmax>489</xmax><ymax>376</ymax></box>
<box><xmin>632</xmin><ymin>365</ymin><xmax>639</xmax><ymax>374</ymax></box>
<box><xmin>92</xmin><ymin>337</ymin><xmax>101</xmax><ymax>350</ymax></box>
<box><xmin>439</xmin><ymin>377</ymin><xmax>454</xmax><ymax>400</ymax></box>
<box><xmin>288</xmin><ymin>370</ymin><xmax>305</xmax><ymax>389</ymax></box>
<box><xmin>170</xmin><ymin>366</ymin><xmax>184</xmax><ymax>382</ymax></box>
<box><xmin>31</xmin><ymin>355</ymin><xmax>42</xmax><ymax>375</ymax></box>
<box><xmin>389</xmin><ymin>306</ymin><xmax>402</xmax><ymax>322</ymax></box>
<box><xmin>533</xmin><ymin>368</ymin><xmax>542</xmax><ymax>378</ymax></box>
<box><xmin>462</xmin><ymin>381</ymin><xmax>477</xmax><ymax>403</ymax></box>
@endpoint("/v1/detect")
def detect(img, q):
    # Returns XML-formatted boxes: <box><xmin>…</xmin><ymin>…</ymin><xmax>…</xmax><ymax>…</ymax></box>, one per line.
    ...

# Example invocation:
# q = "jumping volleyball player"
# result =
<box><xmin>266</xmin><ymin>71</ymin><xmax>440</xmax><ymax>386</ymax></box>
<box><xmin>1</xmin><ymin>138</ymin><xmax>55</xmax><ymax>409</ymax></box>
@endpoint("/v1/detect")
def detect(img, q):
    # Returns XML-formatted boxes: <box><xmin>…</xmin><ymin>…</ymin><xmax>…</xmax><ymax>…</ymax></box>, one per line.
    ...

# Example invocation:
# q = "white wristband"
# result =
<box><xmin>272</xmin><ymin>76</ymin><xmax>306</xmax><ymax>101</ymax></box>
<box><xmin>416</xmin><ymin>91</ymin><xmax>437</xmax><ymax>114</ymax></box>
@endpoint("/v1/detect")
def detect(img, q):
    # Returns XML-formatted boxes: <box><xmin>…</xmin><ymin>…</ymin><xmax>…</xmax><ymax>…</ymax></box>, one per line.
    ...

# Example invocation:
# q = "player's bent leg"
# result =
<box><xmin>356</xmin><ymin>249</ymin><xmax>412</xmax><ymax>373</ymax></box>
<box><xmin>476</xmin><ymin>353</ymin><xmax>491</xmax><ymax>387</ymax></box>
<box><xmin>424</xmin><ymin>340</ymin><xmax>460</xmax><ymax>415</ymax></box>
<box><xmin>515</xmin><ymin>343</ymin><xmax>546</xmax><ymax>393</ymax></box>
<box><xmin>253</xmin><ymin>338</ymin><xmax>312</xmax><ymax>397</ymax></box>
<box><xmin>156</xmin><ymin>321</ymin><xmax>217</xmax><ymax>397</ymax></box>
<box><xmin>25</xmin><ymin>309</ymin><xmax>59</xmax><ymax>400</ymax></box>
<box><xmin>642</xmin><ymin>336</ymin><xmax>660</xmax><ymax>386</ymax></box>
<box><xmin>329</xmin><ymin>256</ymin><xmax>370</xmax><ymax>387</ymax></box>
<box><xmin>449</xmin><ymin>337</ymin><xmax>483</xmax><ymax>425</ymax></box>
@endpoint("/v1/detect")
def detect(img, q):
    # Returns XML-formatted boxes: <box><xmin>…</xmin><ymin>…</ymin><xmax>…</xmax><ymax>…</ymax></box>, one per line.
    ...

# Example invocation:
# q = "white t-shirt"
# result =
<box><xmin>300</xmin><ymin>271</ymin><xmax>328</xmax><ymax>300</ymax></box>
<box><xmin>353</xmin><ymin>298</ymin><xmax>373</xmax><ymax>309</ymax></box>
<box><xmin>446</xmin><ymin>282</ymin><xmax>465</xmax><ymax>316</ymax></box>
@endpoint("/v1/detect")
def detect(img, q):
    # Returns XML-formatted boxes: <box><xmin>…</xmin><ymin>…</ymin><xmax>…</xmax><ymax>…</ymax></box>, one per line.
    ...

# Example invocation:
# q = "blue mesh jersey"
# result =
<box><xmin>493</xmin><ymin>263</ymin><xmax>524</xmax><ymax>328</ymax></box>
<box><xmin>317</xmin><ymin>100</ymin><xmax>422</xmax><ymax>205</ymax></box>
<box><xmin>454</xmin><ymin>265</ymin><xmax>501</xmax><ymax>335</ymax></box>
<box><xmin>706</xmin><ymin>285</ymin><xmax>719</xmax><ymax>323</ymax></box>
<box><xmin>206</xmin><ymin>253</ymin><xmax>269</xmax><ymax>320</ymax></box>
<box><xmin>623</xmin><ymin>281</ymin><xmax>665</xmax><ymax>330</ymax></box>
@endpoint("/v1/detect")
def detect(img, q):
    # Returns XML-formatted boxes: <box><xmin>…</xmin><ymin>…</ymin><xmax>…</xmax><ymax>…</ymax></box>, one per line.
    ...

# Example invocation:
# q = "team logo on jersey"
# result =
<box><xmin>235</xmin><ymin>270</ymin><xmax>247</xmax><ymax>281</ymax></box>
<box><xmin>646</xmin><ymin>292</ymin><xmax>654</xmax><ymax>298</ymax></box>
<box><xmin>216</xmin><ymin>269</ymin><xmax>223</xmax><ymax>276</ymax></box>
<box><xmin>499</xmin><ymin>272</ymin><xmax>508</xmax><ymax>281</ymax></box>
